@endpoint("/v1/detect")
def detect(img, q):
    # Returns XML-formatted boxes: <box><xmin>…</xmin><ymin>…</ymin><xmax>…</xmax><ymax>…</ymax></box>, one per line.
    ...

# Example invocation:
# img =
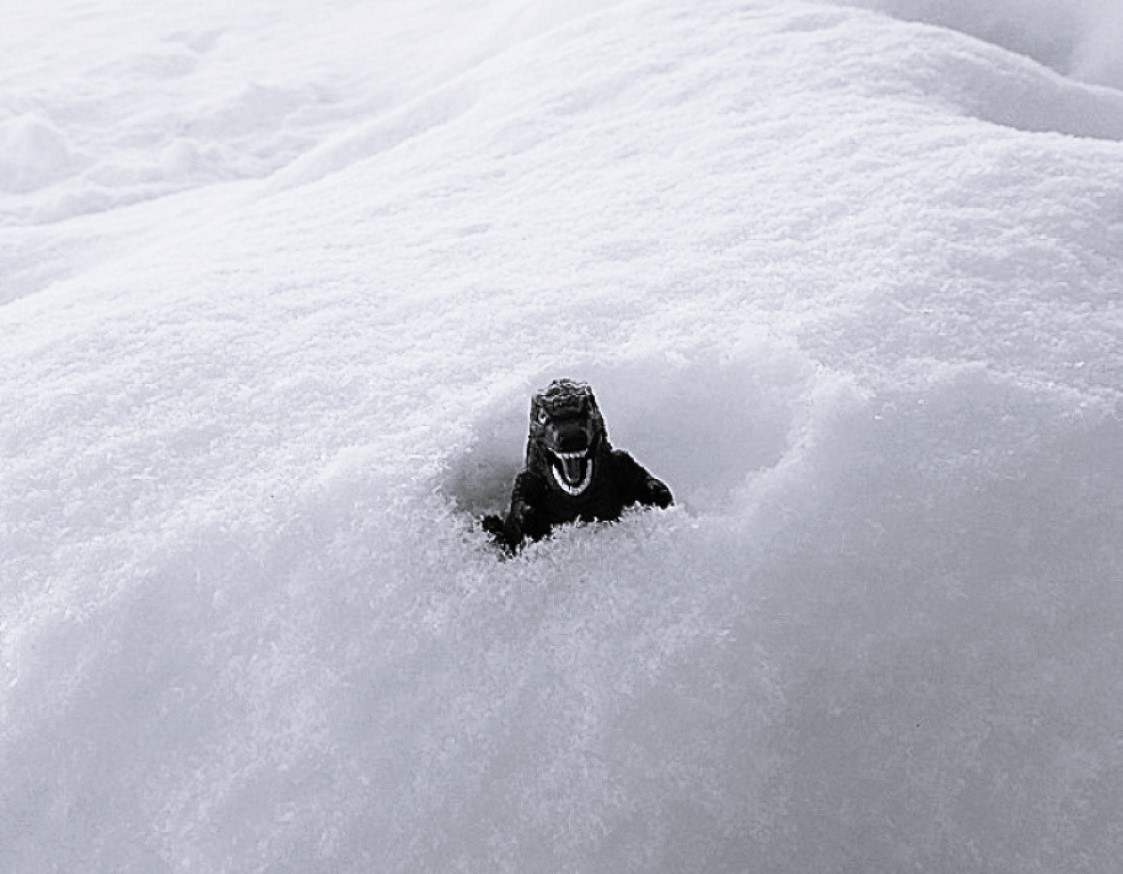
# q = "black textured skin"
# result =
<box><xmin>482</xmin><ymin>379</ymin><xmax>672</xmax><ymax>554</ymax></box>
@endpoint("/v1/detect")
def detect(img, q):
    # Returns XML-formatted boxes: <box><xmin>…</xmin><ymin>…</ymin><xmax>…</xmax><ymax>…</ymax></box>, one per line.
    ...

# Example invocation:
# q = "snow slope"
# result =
<box><xmin>2</xmin><ymin>0</ymin><xmax>1122</xmax><ymax>871</ymax></box>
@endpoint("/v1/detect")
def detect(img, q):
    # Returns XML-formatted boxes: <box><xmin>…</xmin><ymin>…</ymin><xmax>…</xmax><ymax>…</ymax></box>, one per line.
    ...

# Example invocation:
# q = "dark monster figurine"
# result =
<box><xmin>482</xmin><ymin>378</ymin><xmax>673</xmax><ymax>553</ymax></box>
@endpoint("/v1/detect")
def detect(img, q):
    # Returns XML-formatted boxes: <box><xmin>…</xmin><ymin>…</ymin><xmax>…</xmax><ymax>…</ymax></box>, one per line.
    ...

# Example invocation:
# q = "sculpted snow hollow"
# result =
<box><xmin>483</xmin><ymin>379</ymin><xmax>673</xmax><ymax>553</ymax></box>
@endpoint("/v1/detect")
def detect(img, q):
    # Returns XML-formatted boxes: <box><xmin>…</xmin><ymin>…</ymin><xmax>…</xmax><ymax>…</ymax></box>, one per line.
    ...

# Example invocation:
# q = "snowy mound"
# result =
<box><xmin>2</xmin><ymin>1</ymin><xmax>1122</xmax><ymax>872</ymax></box>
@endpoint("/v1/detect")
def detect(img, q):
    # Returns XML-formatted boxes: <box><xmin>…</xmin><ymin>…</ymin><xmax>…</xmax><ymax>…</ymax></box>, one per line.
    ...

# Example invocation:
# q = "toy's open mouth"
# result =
<box><xmin>549</xmin><ymin>449</ymin><xmax>593</xmax><ymax>496</ymax></box>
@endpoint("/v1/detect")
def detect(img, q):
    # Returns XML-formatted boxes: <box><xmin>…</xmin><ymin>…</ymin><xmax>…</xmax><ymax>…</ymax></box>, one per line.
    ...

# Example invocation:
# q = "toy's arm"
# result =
<box><xmin>612</xmin><ymin>451</ymin><xmax>673</xmax><ymax>509</ymax></box>
<box><xmin>502</xmin><ymin>469</ymin><xmax>549</xmax><ymax>549</ymax></box>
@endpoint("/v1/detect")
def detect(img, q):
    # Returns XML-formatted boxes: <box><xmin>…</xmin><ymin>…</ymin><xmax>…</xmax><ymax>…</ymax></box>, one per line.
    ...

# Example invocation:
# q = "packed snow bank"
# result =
<box><xmin>0</xmin><ymin>0</ymin><xmax>616</xmax><ymax>227</ymax></box>
<box><xmin>2</xmin><ymin>0</ymin><xmax>1123</xmax><ymax>872</ymax></box>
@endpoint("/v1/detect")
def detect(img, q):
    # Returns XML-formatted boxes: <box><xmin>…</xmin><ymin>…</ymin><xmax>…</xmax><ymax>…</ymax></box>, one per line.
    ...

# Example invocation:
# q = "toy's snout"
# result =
<box><xmin>546</xmin><ymin>417</ymin><xmax>593</xmax><ymax>454</ymax></box>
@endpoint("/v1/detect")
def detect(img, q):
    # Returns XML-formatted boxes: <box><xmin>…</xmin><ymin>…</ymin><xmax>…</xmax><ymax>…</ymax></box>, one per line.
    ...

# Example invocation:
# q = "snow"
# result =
<box><xmin>2</xmin><ymin>0</ymin><xmax>1122</xmax><ymax>871</ymax></box>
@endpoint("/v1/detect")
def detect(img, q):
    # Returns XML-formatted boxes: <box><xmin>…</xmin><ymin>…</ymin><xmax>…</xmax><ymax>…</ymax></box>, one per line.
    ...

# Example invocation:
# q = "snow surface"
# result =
<box><xmin>2</xmin><ymin>0</ymin><xmax>1122</xmax><ymax>871</ymax></box>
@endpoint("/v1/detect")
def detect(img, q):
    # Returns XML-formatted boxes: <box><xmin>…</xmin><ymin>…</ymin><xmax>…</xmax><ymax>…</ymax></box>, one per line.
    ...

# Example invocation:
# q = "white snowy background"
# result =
<box><xmin>2</xmin><ymin>0</ymin><xmax>1122</xmax><ymax>871</ymax></box>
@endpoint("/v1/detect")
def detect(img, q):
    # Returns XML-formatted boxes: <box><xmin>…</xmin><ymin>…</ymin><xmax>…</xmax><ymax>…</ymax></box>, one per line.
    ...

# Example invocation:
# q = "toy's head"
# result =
<box><xmin>527</xmin><ymin>378</ymin><xmax>607</xmax><ymax>496</ymax></box>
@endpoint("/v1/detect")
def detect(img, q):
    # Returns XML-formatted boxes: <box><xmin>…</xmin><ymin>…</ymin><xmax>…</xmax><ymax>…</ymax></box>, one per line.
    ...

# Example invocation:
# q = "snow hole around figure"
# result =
<box><xmin>440</xmin><ymin>337</ymin><xmax>820</xmax><ymax>520</ymax></box>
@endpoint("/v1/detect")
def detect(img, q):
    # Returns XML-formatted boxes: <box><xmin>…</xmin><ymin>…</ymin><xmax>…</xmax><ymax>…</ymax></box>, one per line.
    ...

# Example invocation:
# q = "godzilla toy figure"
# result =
<box><xmin>482</xmin><ymin>378</ymin><xmax>673</xmax><ymax>553</ymax></box>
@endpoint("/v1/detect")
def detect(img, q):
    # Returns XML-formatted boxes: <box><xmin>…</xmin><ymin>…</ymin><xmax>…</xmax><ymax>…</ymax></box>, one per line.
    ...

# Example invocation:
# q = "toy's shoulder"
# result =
<box><xmin>512</xmin><ymin>466</ymin><xmax>548</xmax><ymax>499</ymax></box>
<box><xmin>604</xmin><ymin>448</ymin><xmax>648</xmax><ymax>476</ymax></box>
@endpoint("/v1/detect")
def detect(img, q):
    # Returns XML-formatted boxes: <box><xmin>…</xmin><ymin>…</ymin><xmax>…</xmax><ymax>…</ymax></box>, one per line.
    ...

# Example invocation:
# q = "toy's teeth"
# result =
<box><xmin>551</xmin><ymin>456</ymin><xmax>594</xmax><ymax>496</ymax></box>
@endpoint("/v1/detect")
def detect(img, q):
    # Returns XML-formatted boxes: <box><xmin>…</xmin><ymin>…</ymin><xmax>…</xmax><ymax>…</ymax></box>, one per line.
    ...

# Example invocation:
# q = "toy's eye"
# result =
<box><xmin>537</xmin><ymin>409</ymin><xmax>549</xmax><ymax>424</ymax></box>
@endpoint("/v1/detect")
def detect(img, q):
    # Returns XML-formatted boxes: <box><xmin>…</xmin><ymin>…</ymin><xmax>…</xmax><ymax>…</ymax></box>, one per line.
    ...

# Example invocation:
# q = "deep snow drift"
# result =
<box><xmin>2</xmin><ymin>0</ymin><xmax>1122</xmax><ymax>872</ymax></box>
